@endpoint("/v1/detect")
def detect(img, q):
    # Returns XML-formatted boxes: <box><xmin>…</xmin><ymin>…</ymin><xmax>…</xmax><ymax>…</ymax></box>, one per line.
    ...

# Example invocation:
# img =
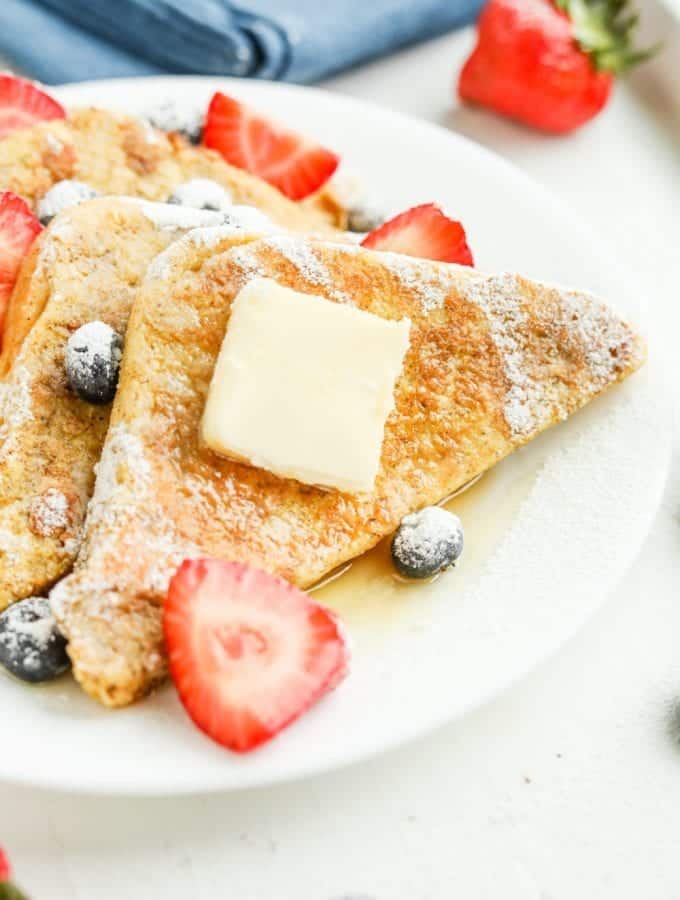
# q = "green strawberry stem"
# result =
<box><xmin>555</xmin><ymin>0</ymin><xmax>661</xmax><ymax>74</ymax></box>
<box><xmin>0</xmin><ymin>882</ymin><xmax>30</xmax><ymax>900</ymax></box>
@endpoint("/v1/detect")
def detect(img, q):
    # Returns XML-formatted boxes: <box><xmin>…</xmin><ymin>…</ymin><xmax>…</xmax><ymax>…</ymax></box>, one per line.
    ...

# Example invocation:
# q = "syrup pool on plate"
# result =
<box><xmin>314</xmin><ymin>452</ymin><xmax>538</xmax><ymax>630</ymax></box>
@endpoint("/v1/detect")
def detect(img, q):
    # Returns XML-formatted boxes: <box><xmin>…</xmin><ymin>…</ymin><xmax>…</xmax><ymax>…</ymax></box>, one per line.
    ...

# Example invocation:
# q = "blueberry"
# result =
<box><xmin>145</xmin><ymin>100</ymin><xmax>204</xmax><ymax>144</ymax></box>
<box><xmin>167</xmin><ymin>178</ymin><xmax>232</xmax><ymax>212</ymax></box>
<box><xmin>37</xmin><ymin>180</ymin><xmax>99</xmax><ymax>225</ymax></box>
<box><xmin>391</xmin><ymin>507</ymin><xmax>464</xmax><ymax>580</ymax></box>
<box><xmin>0</xmin><ymin>597</ymin><xmax>70</xmax><ymax>683</ymax></box>
<box><xmin>221</xmin><ymin>205</ymin><xmax>274</xmax><ymax>232</ymax></box>
<box><xmin>346</xmin><ymin>204</ymin><xmax>384</xmax><ymax>234</ymax></box>
<box><xmin>66</xmin><ymin>321</ymin><xmax>123</xmax><ymax>405</ymax></box>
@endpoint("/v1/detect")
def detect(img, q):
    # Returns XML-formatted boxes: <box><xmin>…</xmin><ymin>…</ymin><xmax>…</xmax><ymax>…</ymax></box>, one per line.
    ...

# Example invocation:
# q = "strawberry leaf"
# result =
<box><xmin>0</xmin><ymin>883</ymin><xmax>30</xmax><ymax>900</ymax></box>
<box><xmin>555</xmin><ymin>0</ymin><xmax>661</xmax><ymax>74</ymax></box>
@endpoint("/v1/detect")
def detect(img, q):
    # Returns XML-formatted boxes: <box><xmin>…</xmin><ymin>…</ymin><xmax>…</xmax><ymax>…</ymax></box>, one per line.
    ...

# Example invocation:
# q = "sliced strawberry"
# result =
<box><xmin>0</xmin><ymin>846</ymin><xmax>10</xmax><ymax>882</ymax></box>
<box><xmin>361</xmin><ymin>203</ymin><xmax>474</xmax><ymax>266</ymax></box>
<box><xmin>0</xmin><ymin>192</ymin><xmax>42</xmax><ymax>339</ymax></box>
<box><xmin>0</xmin><ymin>75</ymin><xmax>65</xmax><ymax>138</ymax></box>
<box><xmin>164</xmin><ymin>559</ymin><xmax>350</xmax><ymax>753</ymax></box>
<box><xmin>203</xmin><ymin>92</ymin><xmax>339</xmax><ymax>201</ymax></box>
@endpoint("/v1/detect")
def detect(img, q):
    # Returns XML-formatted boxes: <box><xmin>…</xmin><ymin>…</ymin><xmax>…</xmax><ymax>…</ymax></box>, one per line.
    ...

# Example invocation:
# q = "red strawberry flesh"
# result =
<box><xmin>0</xmin><ymin>847</ymin><xmax>10</xmax><ymax>882</ymax></box>
<box><xmin>0</xmin><ymin>192</ymin><xmax>43</xmax><ymax>341</ymax></box>
<box><xmin>457</xmin><ymin>0</ymin><xmax>613</xmax><ymax>134</ymax></box>
<box><xmin>164</xmin><ymin>559</ymin><xmax>349</xmax><ymax>753</ymax></box>
<box><xmin>203</xmin><ymin>92</ymin><xmax>339</xmax><ymax>201</ymax></box>
<box><xmin>0</xmin><ymin>75</ymin><xmax>65</xmax><ymax>139</ymax></box>
<box><xmin>361</xmin><ymin>203</ymin><xmax>474</xmax><ymax>266</ymax></box>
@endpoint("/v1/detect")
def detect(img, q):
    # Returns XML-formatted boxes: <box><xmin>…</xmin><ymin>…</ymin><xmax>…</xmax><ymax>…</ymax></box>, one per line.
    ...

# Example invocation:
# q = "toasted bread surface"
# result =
<box><xmin>0</xmin><ymin>107</ymin><xmax>339</xmax><ymax>230</ymax></box>
<box><xmin>0</xmin><ymin>197</ymin><xmax>263</xmax><ymax>609</ymax></box>
<box><xmin>51</xmin><ymin>235</ymin><xmax>645</xmax><ymax>707</ymax></box>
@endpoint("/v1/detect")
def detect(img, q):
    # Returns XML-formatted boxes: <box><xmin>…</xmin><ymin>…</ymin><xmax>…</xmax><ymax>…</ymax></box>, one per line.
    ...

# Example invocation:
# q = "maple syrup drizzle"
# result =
<box><xmin>437</xmin><ymin>472</ymin><xmax>484</xmax><ymax>506</ymax></box>
<box><xmin>308</xmin><ymin>473</ymin><xmax>484</xmax><ymax>594</ymax></box>
<box><xmin>309</xmin><ymin>561</ymin><xmax>353</xmax><ymax>594</ymax></box>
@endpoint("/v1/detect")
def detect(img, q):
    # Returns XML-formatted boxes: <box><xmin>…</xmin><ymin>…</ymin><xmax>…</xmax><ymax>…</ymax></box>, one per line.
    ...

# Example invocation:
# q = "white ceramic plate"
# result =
<box><xmin>658</xmin><ymin>0</ymin><xmax>680</xmax><ymax>21</ymax></box>
<box><xmin>0</xmin><ymin>77</ymin><xmax>670</xmax><ymax>795</ymax></box>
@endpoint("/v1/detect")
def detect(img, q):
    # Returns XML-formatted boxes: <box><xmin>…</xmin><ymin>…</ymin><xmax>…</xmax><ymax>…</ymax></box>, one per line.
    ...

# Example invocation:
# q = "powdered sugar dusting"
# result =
<box><xmin>137</xmin><ymin>116</ymin><xmax>161</xmax><ymax>146</ymax></box>
<box><xmin>393</xmin><ymin>507</ymin><xmax>464</xmax><ymax>574</ymax></box>
<box><xmin>29</xmin><ymin>488</ymin><xmax>69</xmax><ymax>538</ymax></box>
<box><xmin>45</xmin><ymin>132</ymin><xmax>64</xmax><ymax>154</ymax></box>
<box><xmin>264</xmin><ymin>234</ymin><xmax>348</xmax><ymax>302</ymax></box>
<box><xmin>463</xmin><ymin>273</ymin><xmax>641</xmax><ymax>436</ymax></box>
<box><xmin>558</xmin><ymin>288</ymin><xmax>642</xmax><ymax>385</ymax></box>
<box><xmin>50</xmin><ymin>424</ymin><xmax>155</xmax><ymax>623</ymax></box>
<box><xmin>229</xmin><ymin>242</ymin><xmax>267</xmax><ymax>283</ymax></box>
<box><xmin>168</xmin><ymin>178</ymin><xmax>232</xmax><ymax>211</ymax></box>
<box><xmin>65</xmin><ymin>321</ymin><xmax>121</xmax><ymax>393</ymax></box>
<box><xmin>377</xmin><ymin>251</ymin><xmax>459</xmax><ymax>312</ymax></box>
<box><xmin>144</xmin><ymin>205</ymin><xmax>276</xmax><ymax>282</ymax></box>
<box><xmin>37</xmin><ymin>180</ymin><xmax>99</xmax><ymax>224</ymax></box>
<box><xmin>145</xmin><ymin>242</ymin><xmax>185</xmax><ymax>282</ymax></box>
<box><xmin>465</xmin><ymin>273</ymin><xmax>546</xmax><ymax>436</ymax></box>
<box><xmin>0</xmin><ymin>525</ymin><xmax>31</xmax><ymax>566</ymax></box>
<box><xmin>0</xmin><ymin>366</ymin><xmax>34</xmax><ymax>459</ymax></box>
<box><xmin>34</xmin><ymin>224</ymin><xmax>73</xmax><ymax>280</ymax></box>
<box><xmin>146</xmin><ymin>224</ymin><xmax>254</xmax><ymax>282</ymax></box>
<box><xmin>222</xmin><ymin>205</ymin><xmax>276</xmax><ymax>234</ymax></box>
<box><xmin>0</xmin><ymin>598</ymin><xmax>61</xmax><ymax>675</ymax></box>
<box><xmin>90</xmin><ymin>423</ymin><xmax>151</xmax><ymax>516</ymax></box>
<box><xmin>128</xmin><ymin>199</ymin><xmax>225</xmax><ymax>231</ymax></box>
<box><xmin>185</xmin><ymin>224</ymin><xmax>245</xmax><ymax>248</ymax></box>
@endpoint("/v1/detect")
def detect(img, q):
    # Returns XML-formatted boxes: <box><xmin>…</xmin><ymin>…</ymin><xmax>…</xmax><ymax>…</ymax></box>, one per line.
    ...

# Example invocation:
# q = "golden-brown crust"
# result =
<box><xmin>0</xmin><ymin>198</ymin><xmax>265</xmax><ymax>611</ymax></box>
<box><xmin>0</xmin><ymin>107</ymin><xmax>342</xmax><ymax>230</ymax></box>
<box><xmin>51</xmin><ymin>237</ymin><xmax>645</xmax><ymax>707</ymax></box>
<box><xmin>0</xmin><ymin>239</ymin><xmax>48</xmax><ymax>378</ymax></box>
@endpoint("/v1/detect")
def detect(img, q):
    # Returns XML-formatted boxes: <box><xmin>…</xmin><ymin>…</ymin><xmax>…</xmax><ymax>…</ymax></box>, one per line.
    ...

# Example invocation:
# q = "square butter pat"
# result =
<box><xmin>201</xmin><ymin>278</ymin><xmax>411</xmax><ymax>493</ymax></box>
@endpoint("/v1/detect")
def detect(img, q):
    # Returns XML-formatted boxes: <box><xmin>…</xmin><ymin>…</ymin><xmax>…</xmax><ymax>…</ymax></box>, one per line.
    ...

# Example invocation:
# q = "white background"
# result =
<box><xmin>1</xmin><ymin>3</ymin><xmax>679</xmax><ymax>898</ymax></box>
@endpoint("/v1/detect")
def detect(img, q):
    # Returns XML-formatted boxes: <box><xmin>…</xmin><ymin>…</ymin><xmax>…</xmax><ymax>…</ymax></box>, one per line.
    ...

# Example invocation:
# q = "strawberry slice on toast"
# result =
<box><xmin>0</xmin><ymin>192</ymin><xmax>42</xmax><ymax>340</ymax></box>
<box><xmin>362</xmin><ymin>203</ymin><xmax>474</xmax><ymax>265</ymax></box>
<box><xmin>0</xmin><ymin>74</ymin><xmax>65</xmax><ymax>138</ymax></box>
<box><xmin>164</xmin><ymin>560</ymin><xmax>350</xmax><ymax>753</ymax></box>
<box><xmin>203</xmin><ymin>91</ymin><xmax>339</xmax><ymax>201</ymax></box>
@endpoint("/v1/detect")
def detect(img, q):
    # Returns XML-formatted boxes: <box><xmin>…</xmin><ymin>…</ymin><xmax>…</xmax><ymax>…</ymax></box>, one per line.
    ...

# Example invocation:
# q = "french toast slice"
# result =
<box><xmin>0</xmin><ymin>107</ymin><xmax>339</xmax><ymax>231</ymax></box>
<box><xmin>0</xmin><ymin>196</ymin><xmax>267</xmax><ymax>610</ymax></box>
<box><xmin>51</xmin><ymin>235</ymin><xmax>645</xmax><ymax>707</ymax></box>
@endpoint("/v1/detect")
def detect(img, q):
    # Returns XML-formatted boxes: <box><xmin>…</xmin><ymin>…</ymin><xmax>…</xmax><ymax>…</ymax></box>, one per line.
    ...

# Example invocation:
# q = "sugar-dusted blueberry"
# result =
<box><xmin>167</xmin><ymin>178</ymin><xmax>232</xmax><ymax>212</ymax></box>
<box><xmin>346</xmin><ymin>204</ymin><xmax>385</xmax><ymax>234</ymax></box>
<box><xmin>37</xmin><ymin>180</ymin><xmax>99</xmax><ymax>225</ymax></box>
<box><xmin>221</xmin><ymin>204</ymin><xmax>274</xmax><ymax>232</ymax></box>
<box><xmin>145</xmin><ymin>99</ymin><xmax>204</xmax><ymax>144</ymax></box>
<box><xmin>0</xmin><ymin>597</ymin><xmax>70</xmax><ymax>683</ymax></box>
<box><xmin>66</xmin><ymin>321</ymin><xmax>123</xmax><ymax>405</ymax></box>
<box><xmin>391</xmin><ymin>506</ymin><xmax>464</xmax><ymax>580</ymax></box>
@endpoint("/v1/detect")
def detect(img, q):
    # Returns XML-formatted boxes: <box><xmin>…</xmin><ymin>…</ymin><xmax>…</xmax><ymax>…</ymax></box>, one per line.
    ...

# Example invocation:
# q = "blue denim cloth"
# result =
<box><xmin>0</xmin><ymin>0</ymin><xmax>483</xmax><ymax>84</ymax></box>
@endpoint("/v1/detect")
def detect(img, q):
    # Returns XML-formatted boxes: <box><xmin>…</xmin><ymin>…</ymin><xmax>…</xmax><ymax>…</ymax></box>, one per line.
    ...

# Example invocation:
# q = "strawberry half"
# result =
<box><xmin>0</xmin><ymin>847</ymin><xmax>10</xmax><ymax>882</ymax></box>
<box><xmin>0</xmin><ymin>192</ymin><xmax>42</xmax><ymax>339</ymax></box>
<box><xmin>361</xmin><ymin>203</ymin><xmax>474</xmax><ymax>266</ymax></box>
<box><xmin>203</xmin><ymin>92</ymin><xmax>339</xmax><ymax>201</ymax></box>
<box><xmin>458</xmin><ymin>0</ymin><xmax>656</xmax><ymax>134</ymax></box>
<box><xmin>164</xmin><ymin>559</ymin><xmax>350</xmax><ymax>753</ymax></box>
<box><xmin>0</xmin><ymin>75</ymin><xmax>65</xmax><ymax>138</ymax></box>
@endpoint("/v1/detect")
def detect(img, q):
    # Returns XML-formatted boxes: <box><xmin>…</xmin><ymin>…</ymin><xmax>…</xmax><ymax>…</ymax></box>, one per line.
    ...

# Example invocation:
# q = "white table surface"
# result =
<box><xmin>1</xmin><ymin>5</ymin><xmax>679</xmax><ymax>898</ymax></box>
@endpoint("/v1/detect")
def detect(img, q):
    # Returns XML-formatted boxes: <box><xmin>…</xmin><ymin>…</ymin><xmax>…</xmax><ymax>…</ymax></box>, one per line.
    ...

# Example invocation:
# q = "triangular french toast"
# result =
<box><xmin>51</xmin><ymin>234</ymin><xmax>645</xmax><ymax>707</ymax></box>
<box><xmin>0</xmin><ymin>107</ymin><xmax>339</xmax><ymax>231</ymax></box>
<box><xmin>0</xmin><ymin>196</ymin><xmax>268</xmax><ymax>610</ymax></box>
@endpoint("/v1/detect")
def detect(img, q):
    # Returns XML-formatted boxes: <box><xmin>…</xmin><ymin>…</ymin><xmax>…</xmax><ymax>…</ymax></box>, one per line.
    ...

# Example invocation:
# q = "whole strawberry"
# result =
<box><xmin>0</xmin><ymin>849</ymin><xmax>9</xmax><ymax>883</ymax></box>
<box><xmin>0</xmin><ymin>848</ymin><xmax>29</xmax><ymax>900</ymax></box>
<box><xmin>458</xmin><ymin>0</ymin><xmax>656</xmax><ymax>134</ymax></box>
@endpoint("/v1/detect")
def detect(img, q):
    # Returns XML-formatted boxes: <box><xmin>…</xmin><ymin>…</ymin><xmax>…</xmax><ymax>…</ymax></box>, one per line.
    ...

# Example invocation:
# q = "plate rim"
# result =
<box><xmin>0</xmin><ymin>75</ymin><xmax>671</xmax><ymax>795</ymax></box>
